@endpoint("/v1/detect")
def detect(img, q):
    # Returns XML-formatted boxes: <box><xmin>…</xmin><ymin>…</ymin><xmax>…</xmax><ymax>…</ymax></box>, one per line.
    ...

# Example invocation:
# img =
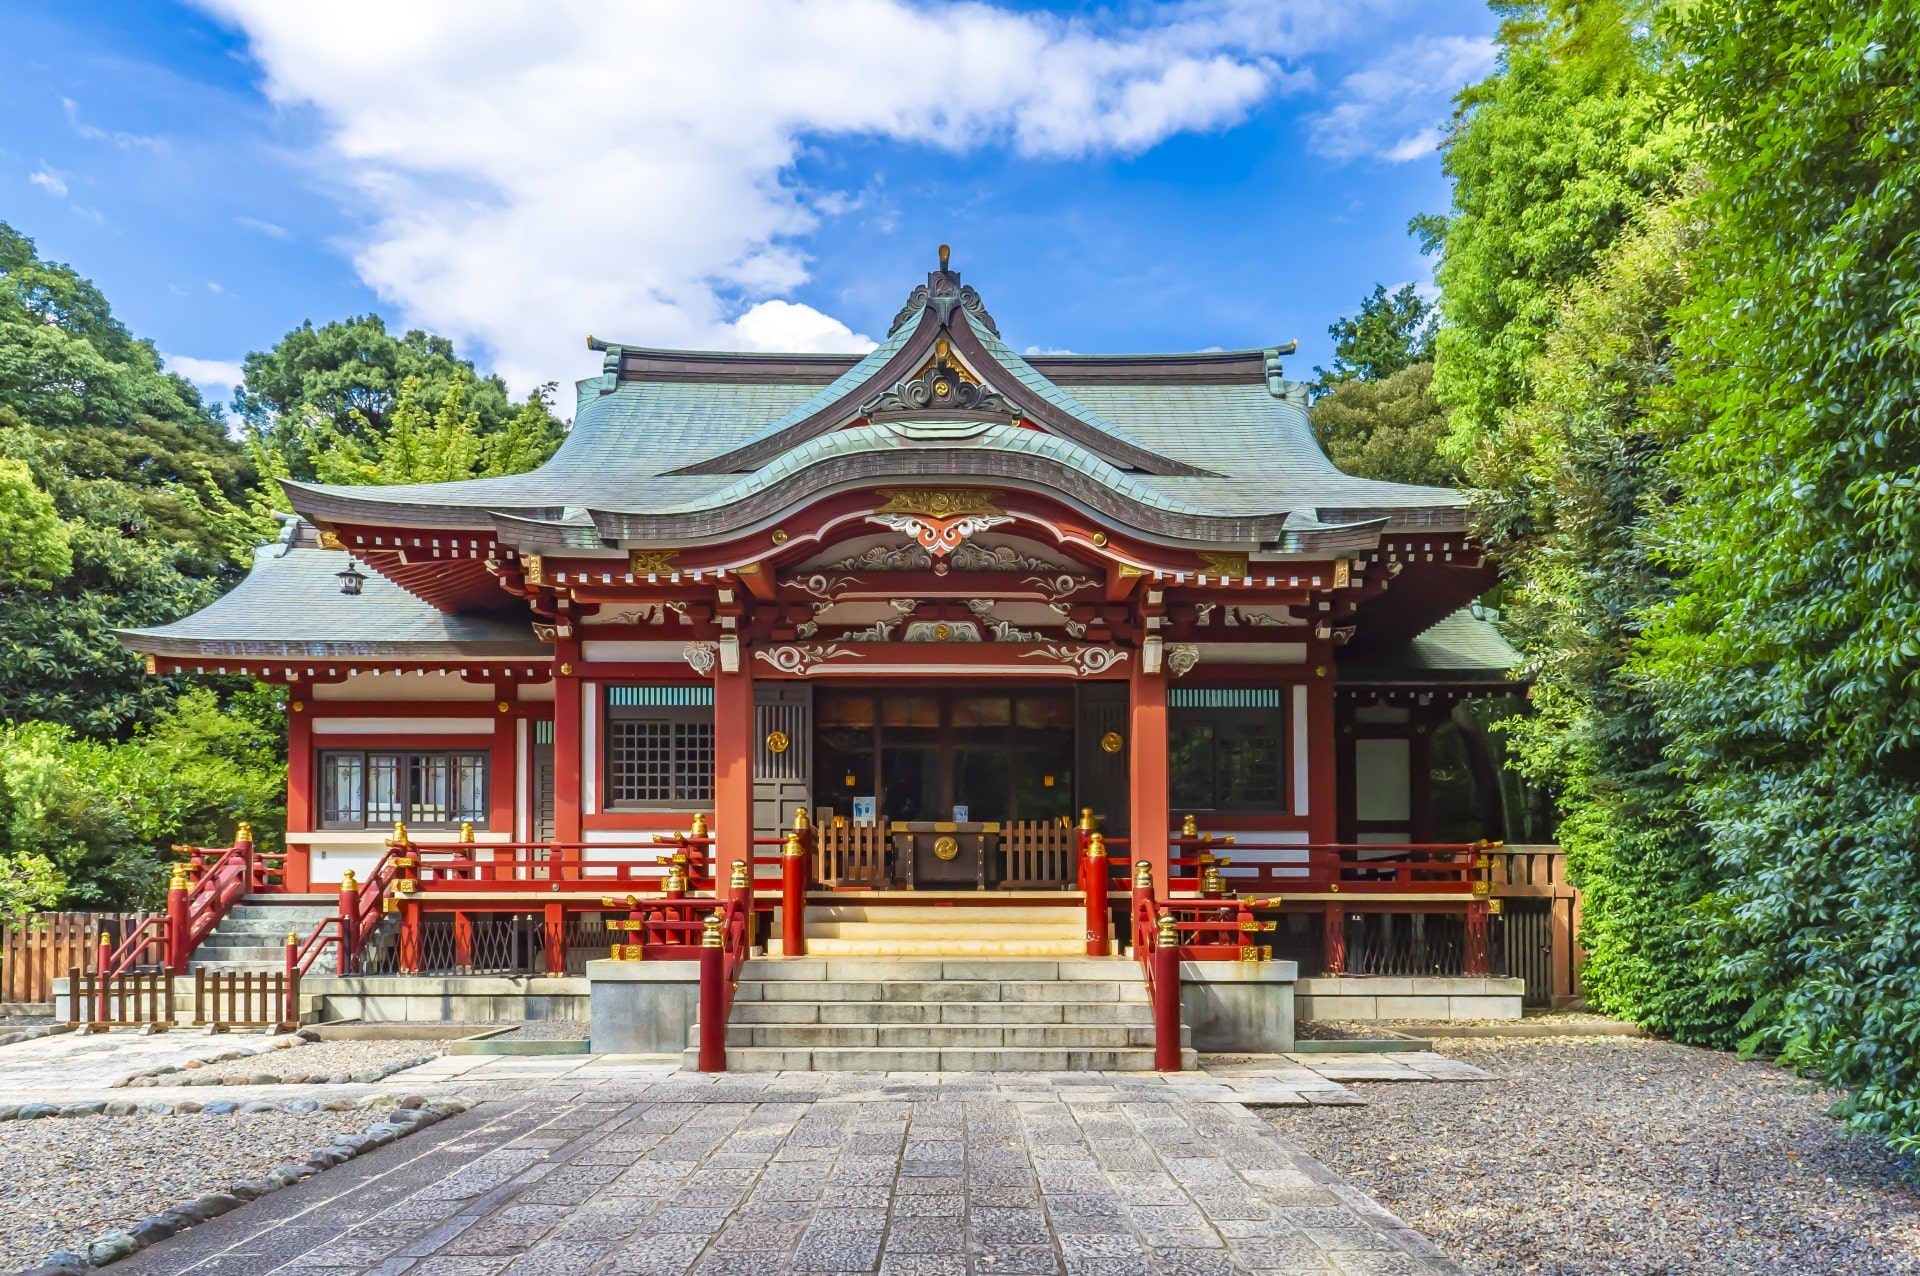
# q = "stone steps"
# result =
<box><xmin>684</xmin><ymin>956</ymin><xmax>1192</xmax><ymax>1072</ymax></box>
<box><xmin>769</xmin><ymin>903</ymin><xmax>1087</xmax><ymax>959</ymax></box>
<box><xmin>189</xmin><ymin>895</ymin><xmax>342</xmax><ymax>974</ymax></box>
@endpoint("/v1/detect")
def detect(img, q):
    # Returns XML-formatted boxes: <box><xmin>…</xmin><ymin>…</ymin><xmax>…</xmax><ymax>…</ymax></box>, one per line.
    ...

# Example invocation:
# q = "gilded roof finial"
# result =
<box><xmin>938</xmin><ymin>243</ymin><xmax>951</xmax><ymax>271</ymax></box>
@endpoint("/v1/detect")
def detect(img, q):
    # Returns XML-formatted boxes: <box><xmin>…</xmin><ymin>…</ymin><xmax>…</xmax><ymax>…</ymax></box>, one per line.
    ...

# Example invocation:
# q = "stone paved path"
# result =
<box><xmin>114</xmin><ymin>1073</ymin><xmax>1466</xmax><ymax>1275</ymax></box>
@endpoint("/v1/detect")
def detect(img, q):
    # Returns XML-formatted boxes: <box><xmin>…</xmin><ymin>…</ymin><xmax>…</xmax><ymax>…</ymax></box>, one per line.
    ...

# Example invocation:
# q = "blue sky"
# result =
<box><xmin>2</xmin><ymin>0</ymin><xmax>1499</xmax><ymax>411</ymax></box>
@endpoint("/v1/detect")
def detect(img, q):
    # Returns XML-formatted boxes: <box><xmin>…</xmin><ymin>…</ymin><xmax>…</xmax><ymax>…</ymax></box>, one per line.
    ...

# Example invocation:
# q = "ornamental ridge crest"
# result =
<box><xmin>867</xmin><ymin>493</ymin><xmax>1013</xmax><ymax>558</ymax></box>
<box><xmin>888</xmin><ymin>244</ymin><xmax>1001</xmax><ymax>336</ymax></box>
<box><xmin>862</xmin><ymin>335</ymin><xmax>1011</xmax><ymax>417</ymax></box>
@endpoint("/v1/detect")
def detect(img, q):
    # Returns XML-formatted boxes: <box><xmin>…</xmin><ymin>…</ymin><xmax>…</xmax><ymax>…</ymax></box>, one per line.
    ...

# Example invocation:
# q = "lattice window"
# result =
<box><xmin>319</xmin><ymin>750</ymin><xmax>488</xmax><ymax>829</ymax></box>
<box><xmin>609</xmin><ymin>720</ymin><xmax>673</xmax><ymax>802</ymax></box>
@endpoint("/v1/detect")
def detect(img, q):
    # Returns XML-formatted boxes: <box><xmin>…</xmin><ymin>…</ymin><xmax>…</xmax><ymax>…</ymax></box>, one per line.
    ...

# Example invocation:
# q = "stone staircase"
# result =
<box><xmin>683</xmin><ymin>957</ymin><xmax>1195</xmax><ymax>1072</ymax></box>
<box><xmin>189</xmin><ymin>894</ymin><xmax>342</xmax><ymax>974</ymax></box>
<box><xmin>770</xmin><ymin>903</ymin><xmax>1087</xmax><ymax>957</ymax></box>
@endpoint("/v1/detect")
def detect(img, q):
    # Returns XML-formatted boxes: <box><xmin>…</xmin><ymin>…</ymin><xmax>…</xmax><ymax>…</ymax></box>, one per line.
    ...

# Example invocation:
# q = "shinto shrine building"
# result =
<box><xmin>119</xmin><ymin>250</ymin><xmax>1543</xmax><ymax>1006</ymax></box>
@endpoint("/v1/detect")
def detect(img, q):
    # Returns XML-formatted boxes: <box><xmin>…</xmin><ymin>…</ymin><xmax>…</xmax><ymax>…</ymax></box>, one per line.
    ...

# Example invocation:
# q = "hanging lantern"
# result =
<box><xmin>336</xmin><ymin>560</ymin><xmax>367</xmax><ymax>596</ymax></box>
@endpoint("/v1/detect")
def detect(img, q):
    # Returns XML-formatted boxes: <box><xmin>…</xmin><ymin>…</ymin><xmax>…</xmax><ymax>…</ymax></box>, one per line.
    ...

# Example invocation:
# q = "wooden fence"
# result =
<box><xmin>2</xmin><ymin>912</ymin><xmax>162</xmax><ymax>1005</ymax></box>
<box><xmin>193</xmin><ymin>969</ymin><xmax>298</xmax><ymax>1031</ymax></box>
<box><xmin>66</xmin><ymin>967</ymin><xmax>174</xmax><ymax>1030</ymax></box>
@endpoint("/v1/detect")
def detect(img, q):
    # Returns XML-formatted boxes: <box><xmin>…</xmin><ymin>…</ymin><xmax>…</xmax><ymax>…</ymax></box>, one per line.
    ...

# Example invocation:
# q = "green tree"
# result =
<box><xmin>1416</xmin><ymin>0</ymin><xmax>1695</xmax><ymax>457</ymax></box>
<box><xmin>235</xmin><ymin>314</ymin><xmax>565</xmax><ymax>480</ymax></box>
<box><xmin>1636</xmin><ymin>1</ymin><xmax>1920</xmax><ymax>1152</ymax></box>
<box><xmin>1314</xmin><ymin>283</ymin><xmax>1436</xmax><ymax>390</ymax></box>
<box><xmin>1481</xmin><ymin>194</ymin><xmax>1739</xmax><ymax>1045</ymax></box>
<box><xmin>285</xmin><ymin>374</ymin><xmax>563</xmax><ymax>486</ymax></box>
<box><xmin>0</xmin><ymin>457</ymin><xmax>72</xmax><ymax>586</ymax></box>
<box><xmin>0</xmin><ymin>224</ymin><xmax>268</xmax><ymax>738</ymax></box>
<box><xmin>1309</xmin><ymin>363</ymin><xmax>1460</xmax><ymax>487</ymax></box>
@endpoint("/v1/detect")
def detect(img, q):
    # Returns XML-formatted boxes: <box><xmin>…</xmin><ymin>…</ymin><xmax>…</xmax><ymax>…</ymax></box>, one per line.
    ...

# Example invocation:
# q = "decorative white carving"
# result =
<box><xmin>867</xmin><ymin>511</ymin><xmax>1013</xmax><ymax>556</ymax></box>
<box><xmin>1019</xmin><ymin>644</ymin><xmax>1130</xmax><ymax>677</ymax></box>
<box><xmin>837</xmin><ymin>619</ymin><xmax>899</xmax><ymax>642</ymax></box>
<box><xmin>1166</xmin><ymin>643</ymin><xmax>1200</xmax><ymax>678</ymax></box>
<box><xmin>950</xmin><ymin>542</ymin><xmax>1069</xmax><ymax>573</ymax></box>
<box><xmin>1194</xmin><ymin>603</ymin><xmax>1217</xmax><ymax>627</ymax></box>
<box><xmin>682</xmin><ymin>642</ymin><xmax>717</xmax><ymax>676</ymax></box>
<box><xmin>782</xmin><ymin>573</ymin><xmax>856</xmax><ymax>601</ymax></box>
<box><xmin>589</xmin><ymin>603</ymin><xmax>665</xmax><ymax>626</ymax></box>
<box><xmin>1023</xmin><ymin>573</ymin><xmax>1097</xmax><ymax>603</ymax></box>
<box><xmin>1047</xmin><ymin>603</ymin><xmax>1089</xmax><ymax>637</ymax></box>
<box><xmin>1230</xmin><ymin>607</ymin><xmax>1294</xmax><ymax>627</ymax></box>
<box><xmin>754</xmin><ymin>644</ymin><xmax>865</xmax><ymax>675</ymax></box>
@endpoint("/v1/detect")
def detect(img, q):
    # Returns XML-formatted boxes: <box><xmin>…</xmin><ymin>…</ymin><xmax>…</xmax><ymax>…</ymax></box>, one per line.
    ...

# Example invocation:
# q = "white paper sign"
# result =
<box><xmin>852</xmin><ymin>796</ymin><xmax>876</xmax><ymax>826</ymax></box>
<box><xmin>952</xmin><ymin>805</ymin><xmax>969</xmax><ymax>823</ymax></box>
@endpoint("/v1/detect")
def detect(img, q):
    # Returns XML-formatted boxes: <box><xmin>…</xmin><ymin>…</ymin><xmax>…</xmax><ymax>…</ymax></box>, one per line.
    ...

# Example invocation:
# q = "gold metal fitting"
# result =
<box><xmin>1079</xmin><ymin>807</ymin><xmax>1095</xmax><ymax>832</ymax></box>
<box><xmin>236</xmin><ymin>821</ymin><xmax>253</xmax><ymax>843</ymax></box>
<box><xmin>792</xmin><ymin>806</ymin><xmax>811</xmax><ymax>831</ymax></box>
<box><xmin>1201</xmin><ymin>864</ymin><xmax>1224</xmax><ymax>894</ymax></box>
<box><xmin>341</xmin><ymin>869</ymin><xmax>357</xmax><ymax>890</ymax></box>
<box><xmin>784</xmin><ymin>831</ymin><xmax>805</xmax><ymax>858</ymax></box>
<box><xmin>382</xmin><ymin>894</ymin><xmax>399</xmax><ymax>914</ymax></box>
<box><xmin>1181</xmin><ymin>813</ymin><xmax>1197</xmax><ymax>837</ymax></box>
<box><xmin>392</xmin><ymin>821</ymin><xmax>411</xmax><ymax>846</ymax></box>
<box><xmin>1133</xmin><ymin>860</ymin><xmax>1153</xmax><ymax>890</ymax></box>
<box><xmin>394</xmin><ymin>878</ymin><xmax>417</xmax><ymax>894</ymax></box>
<box><xmin>730</xmin><ymin>861</ymin><xmax>750</xmax><ymax>889</ymax></box>
<box><xmin>690</xmin><ymin>813</ymin><xmax>709</xmax><ymax>838</ymax></box>
<box><xmin>1086</xmin><ymin>832</ymin><xmax>1107</xmax><ymax>860</ymax></box>
<box><xmin>460</xmin><ymin>821</ymin><xmax>475</xmax><ymax>843</ymax></box>
<box><xmin>702</xmin><ymin>913</ymin><xmax>724</xmax><ymax>948</ymax></box>
<box><xmin>169</xmin><ymin>864</ymin><xmax>189</xmax><ymax>891</ymax></box>
<box><xmin>286</xmin><ymin>931</ymin><xmax>298</xmax><ymax>947</ymax></box>
<box><xmin>1155</xmin><ymin>912</ymin><xmax>1178</xmax><ymax>948</ymax></box>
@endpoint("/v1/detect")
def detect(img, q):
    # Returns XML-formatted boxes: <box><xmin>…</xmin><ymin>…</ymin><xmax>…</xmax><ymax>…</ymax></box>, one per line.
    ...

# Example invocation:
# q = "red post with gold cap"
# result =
<box><xmin>1152</xmin><ymin>911</ymin><xmax>1182</xmax><ymax>1072</ymax></box>
<box><xmin>1083</xmin><ymin>832</ymin><xmax>1110</xmax><ymax>957</ymax></box>
<box><xmin>166</xmin><ymin>862</ymin><xmax>190</xmax><ymax>975</ymax></box>
<box><xmin>338</xmin><ymin>870</ymin><xmax>359</xmax><ymax>976</ymax></box>
<box><xmin>697</xmin><ymin>911</ymin><xmax>726</xmax><ymax>1071</ymax></box>
<box><xmin>782</xmin><ymin>808</ymin><xmax>809</xmax><ymax>958</ymax></box>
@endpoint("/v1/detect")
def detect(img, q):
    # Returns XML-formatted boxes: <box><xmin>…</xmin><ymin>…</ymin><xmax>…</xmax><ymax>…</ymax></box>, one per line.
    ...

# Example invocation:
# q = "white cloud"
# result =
<box><xmin>29</xmin><ymin>167</ymin><xmax>68</xmax><ymax>198</ymax></box>
<box><xmin>197</xmin><ymin>0</ymin><xmax>1389</xmax><ymax>392</ymax></box>
<box><xmin>1306</xmin><ymin>34</ymin><xmax>1496</xmax><ymax>164</ymax></box>
<box><xmin>164</xmin><ymin>354</ymin><xmax>246</xmax><ymax>390</ymax></box>
<box><xmin>234</xmin><ymin>216</ymin><xmax>288</xmax><ymax>239</ymax></box>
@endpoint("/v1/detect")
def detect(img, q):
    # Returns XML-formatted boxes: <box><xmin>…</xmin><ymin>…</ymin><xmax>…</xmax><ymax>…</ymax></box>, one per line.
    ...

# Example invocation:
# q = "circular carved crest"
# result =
<box><xmin>765</xmin><ymin>730</ymin><xmax>791</xmax><ymax>754</ymax></box>
<box><xmin>1100</xmin><ymin>731</ymin><xmax>1125</xmax><ymax>754</ymax></box>
<box><xmin>933</xmin><ymin>834</ymin><xmax>960</xmax><ymax>861</ymax></box>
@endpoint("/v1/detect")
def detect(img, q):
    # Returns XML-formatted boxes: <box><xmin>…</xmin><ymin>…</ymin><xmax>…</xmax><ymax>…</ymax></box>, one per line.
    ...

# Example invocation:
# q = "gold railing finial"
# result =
<box><xmin>1133</xmin><ymin>859</ymin><xmax>1153</xmax><ymax>891</ymax></box>
<box><xmin>1181</xmin><ymin>813</ymin><xmax>1197</xmax><ymax>838</ymax></box>
<box><xmin>1156</xmin><ymin>911</ymin><xmax>1178</xmax><ymax>949</ymax></box>
<box><xmin>169</xmin><ymin>863</ymin><xmax>189</xmax><ymax>891</ymax></box>
<box><xmin>236</xmin><ymin>821</ymin><xmax>253</xmax><ymax>843</ymax></box>
<box><xmin>1079</xmin><ymin>807</ymin><xmax>1096</xmax><ymax>832</ymax></box>
<box><xmin>341</xmin><ymin>869</ymin><xmax>357</xmax><ymax>890</ymax></box>
<box><xmin>784</xmin><ymin>831</ymin><xmax>805</xmax><ymax>858</ymax></box>
<box><xmin>792</xmin><ymin>806</ymin><xmax>811</xmax><ymax>831</ymax></box>
<box><xmin>460</xmin><ymin>821</ymin><xmax>475</xmax><ymax>843</ymax></box>
<box><xmin>1086</xmin><ymin>832</ymin><xmax>1107</xmax><ymax>860</ymax></box>
<box><xmin>393</xmin><ymin>821</ymin><xmax>410</xmax><ymax>846</ymax></box>
<box><xmin>702</xmin><ymin>912</ymin><xmax>724</xmax><ymax>948</ymax></box>
<box><xmin>690</xmin><ymin>813</ymin><xmax>709</xmax><ymax>838</ymax></box>
<box><xmin>730</xmin><ymin>860</ymin><xmax>750</xmax><ymax>889</ymax></box>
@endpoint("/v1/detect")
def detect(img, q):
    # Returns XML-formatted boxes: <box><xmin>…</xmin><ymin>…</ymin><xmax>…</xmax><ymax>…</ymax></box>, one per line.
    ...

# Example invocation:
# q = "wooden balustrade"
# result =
<box><xmin>815</xmin><ymin>823</ymin><xmax>889</xmax><ymax>886</ymax></box>
<box><xmin>1001</xmin><ymin>819</ymin><xmax>1076</xmax><ymax>889</ymax></box>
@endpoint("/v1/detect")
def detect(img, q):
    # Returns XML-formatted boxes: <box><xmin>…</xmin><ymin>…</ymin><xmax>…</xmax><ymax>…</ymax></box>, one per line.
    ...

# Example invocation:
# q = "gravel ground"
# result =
<box><xmin>147</xmin><ymin>1039</ymin><xmax>445</xmax><ymax>1085</ymax></box>
<box><xmin>1270</xmin><ymin>1036</ymin><xmax>1920</xmax><ymax>1275</ymax></box>
<box><xmin>0</xmin><ymin>1110</ymin><xmax>382</xmax><ymax>1270</ymax></box>
<box><xmin>1297</xmin><ymin>1019</ymin><xmax>1425</xmax><ymax>1041</ymax></box>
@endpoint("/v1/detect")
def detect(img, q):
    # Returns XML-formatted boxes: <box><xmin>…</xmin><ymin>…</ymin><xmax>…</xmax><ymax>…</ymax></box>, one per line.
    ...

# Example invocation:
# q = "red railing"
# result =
<box><xmin>103</xmin><ymin>827</ymin><xmax>273</xmax><ymax>978</ymax></box>
<box><xmin>696</xmin><ymin>892</ymin><xmax>754</xmax><ymax>1072</ymax></box>
<box><xmin>1167</xmin><ymin>827</ymin><xmax>1499</xmax><ymax>896</ymax></box>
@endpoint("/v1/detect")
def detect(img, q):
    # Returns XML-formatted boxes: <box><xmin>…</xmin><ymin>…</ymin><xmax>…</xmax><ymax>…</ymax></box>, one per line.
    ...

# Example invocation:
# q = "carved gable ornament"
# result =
<box><xmin>866</xmin><ymin>489</ymin><xmax>1013</xmax><ymax>557</ymax></box>
<box><xmin>861</xmin><ymin>335</ymin><xmax>1013</xmax><ymax>419</ymax></box>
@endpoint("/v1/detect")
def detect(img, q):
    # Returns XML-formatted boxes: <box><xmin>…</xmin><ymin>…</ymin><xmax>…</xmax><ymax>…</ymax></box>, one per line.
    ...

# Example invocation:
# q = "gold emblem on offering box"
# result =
<box><xmin>1100</xmin><ymin>731</ymin><xmax>1125</xmax><ymax>754</ymax></box>
<box><xmin>628</xmin><ymin>549</ymin><xmax>679</xmax><ymax>576</ymax></box>
<box><xmin>765</xmin><ymin>730</ymin><xmax>791</xmax><ymax>754</ymax></box>
<box><xmin>933</xmin><ymin>834</ymin><xmax>960</xmax><ymax>861</ymax></box>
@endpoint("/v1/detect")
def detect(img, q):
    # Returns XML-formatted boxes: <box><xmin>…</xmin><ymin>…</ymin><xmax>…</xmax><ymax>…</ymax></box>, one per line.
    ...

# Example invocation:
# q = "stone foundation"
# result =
<box><xmin>1294</xmin><ymin>975</ymin><xmax>1524</xmax><ymax>1021</ymax></box>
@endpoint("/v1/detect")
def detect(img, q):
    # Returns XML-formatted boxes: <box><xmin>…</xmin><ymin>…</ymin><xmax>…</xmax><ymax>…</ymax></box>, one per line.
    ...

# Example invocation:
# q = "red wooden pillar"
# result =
<box><xmin>1083</xmin><ymin>832</ymin><xmax>1110</xmax><ymax>956</ymax></box>
<box><xmin>553</xmin><ymin>643</ymin><xmax>582</xmax><ymax>843</ymax></box>
<box><xmin>489</xmin><ymin>685</ymin><xmax>515</xmax><ymax>836</ymax></box>
<box><xmin>453</xmin><ymin>911</ymin><xmax>474</xmax><ymax>973</ymax></box>
<box><xmin>1322</xmin><ymin>902</ymin><xmax>1346</xmax><ymax>975</ymax></box>
<box><xmin>1465</xmin><ymin>899</ymin><xmax>1490</xmax><ymax>976</ymax></box>
<box><xmin>285</xmin><ymin>681</ymin><xmax>313</xmax><ymax>892</ymax></box>
<box><xmin>1128</xmin><ymin>667</ymin><xmax>1170</xmax><ymax>893</ymax></box>
<box><xmin>398</xmin><ymin>901</ymin><xmax>422</xmax><ymax>975</ymax></box>
<box><xmin>1306</xmin><ymin>653</ymin><xmax>1338</xmax><ymax>845</ymax></box>
<box><xmin>544</xmin><ymin>902</ymin><xmax>567</xmax><ymax>976</ymax></box>
<box><xmin>166</xmin><ymin>864</ymin><xmax>190</xmax><ymax>975</ymax></box>
<box><xmin>713</xmin><ymin>661</ymin><xmax>754</xmax><ymax>889</ymax></box>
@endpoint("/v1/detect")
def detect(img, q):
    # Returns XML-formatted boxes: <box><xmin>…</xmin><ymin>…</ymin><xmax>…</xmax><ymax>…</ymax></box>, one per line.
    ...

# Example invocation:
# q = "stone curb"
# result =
<box><xmin>103</xmin><ymin>1029</ymin><xmax>434</xmax><ymax>1090</ymax></box>
<box><xmin>0</xmin><ymin>1023</ymin><xmax>76</xmax><ymax>1049</ymax></box>
<box><xmin>14</xmin><ymin>1094</ymin><xmax>480</xmax><ymax>1274</ymax></box>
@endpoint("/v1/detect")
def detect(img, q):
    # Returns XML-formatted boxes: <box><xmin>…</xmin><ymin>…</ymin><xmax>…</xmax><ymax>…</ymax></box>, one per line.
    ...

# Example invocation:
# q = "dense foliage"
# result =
<box><xmin>1309</xmin><ymin>285</ymin><xmax>1459</xmax><ymax>487</ymax></box>
<box><xmin>1635</xmin><ymin>1</ymin><xmax>1920</xmax><ymax>1152</ymax></box>
<box><xmin>1418</xmin><ymin>0</ymin><xmax>1695</xmax><ymax>456</ymax></box>
<box><xmin>236</xmin><ymin>314</ymin><xmax>565</xmax><ymax>482</ymax></box>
